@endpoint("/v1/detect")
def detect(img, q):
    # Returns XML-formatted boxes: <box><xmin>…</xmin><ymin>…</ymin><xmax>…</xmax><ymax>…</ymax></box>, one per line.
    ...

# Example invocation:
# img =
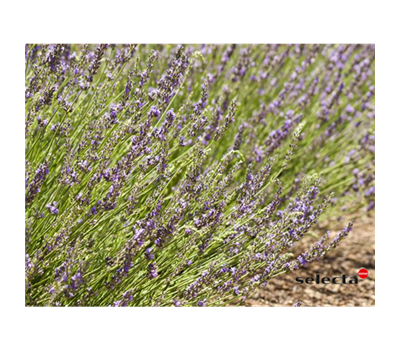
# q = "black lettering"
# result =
<box><xmin>295</xmin><ymin>277</ymin><xmax>303</xmax><ymax>284</ymax></box>
<box><xmin>342</xmin><ymin>275</ymin><xmax>347</xmax><ymax>284</ymax></box>
<box><xmin>349</xmin><ymin>277</ymin><xmax>358</xmax><ymax>284</ymax></box>
<box><xmin>321</xmin><ymin>277</ymin><xmax>330</xmax><ymax>284</ymax></box>
<box><xmin>305</xmin><ymin>277</ymin><xmax>314</xmax><ymax>284</ymax></box>
<box><xmin>332</xmin><ymin>277</ymin><xmax>340</xmax><ymax>284</ymax></box>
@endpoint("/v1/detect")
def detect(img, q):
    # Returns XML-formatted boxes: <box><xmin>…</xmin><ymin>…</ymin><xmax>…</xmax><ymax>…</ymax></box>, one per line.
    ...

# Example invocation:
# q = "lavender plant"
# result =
<box><xmin>25</xmin><ymin>44</ymin><xmax>375</xmax><ymax>306</ymax></box>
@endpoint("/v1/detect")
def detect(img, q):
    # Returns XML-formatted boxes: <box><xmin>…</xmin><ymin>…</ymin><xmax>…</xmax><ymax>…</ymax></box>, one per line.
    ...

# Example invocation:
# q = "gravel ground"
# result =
<box><xmin>246</xmin><ymin>213</ymin><xmax>375</xmax><ymax>307</ymax></box>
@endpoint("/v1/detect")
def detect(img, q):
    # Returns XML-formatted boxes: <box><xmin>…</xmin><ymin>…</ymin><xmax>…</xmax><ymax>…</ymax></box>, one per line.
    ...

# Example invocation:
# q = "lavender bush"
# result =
<box><xmin>25</xmin><ymin>44</ymin><xmax>375</xmax><ymax>306</ymax></box>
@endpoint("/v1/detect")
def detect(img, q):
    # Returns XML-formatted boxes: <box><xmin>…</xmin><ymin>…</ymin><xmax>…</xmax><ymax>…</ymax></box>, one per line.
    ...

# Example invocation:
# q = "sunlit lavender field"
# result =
<box><xmin>25</xmin><ymin>44</ymin><xmax>375</xmax><ymax>306</ymax></box>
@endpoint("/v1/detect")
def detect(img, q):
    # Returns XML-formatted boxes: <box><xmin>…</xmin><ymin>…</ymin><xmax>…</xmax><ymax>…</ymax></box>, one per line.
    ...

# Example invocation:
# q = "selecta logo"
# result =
<box><xmin>295</xmin><ymin>268</ymin><xmax>369</xmax><ymax>285</ymax></box>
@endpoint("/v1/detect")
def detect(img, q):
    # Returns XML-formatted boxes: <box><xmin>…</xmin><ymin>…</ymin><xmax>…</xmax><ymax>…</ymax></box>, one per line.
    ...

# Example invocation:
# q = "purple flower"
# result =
<box><xmin>147</xmin><ymin>263</ymin><xmax>158</xmax><ymax>279</ymax></box>
<box><xmin>297</xmin><ymin>255</ymin><xmax>307</xmax><ymax>266</ymax></box>
<box><xmin>346</xmin><ymin>104</ymin><xmax>355</xmax><ymax>114</ymax></box>
<box><xmin>144</xmin><ymin>248</ymin><xmax>154</xmax><ymax>260</ymax></box>
<box><xmin>148</xmin><ymin>106</ymin><xmax>161</xmax><ymax>118</ymax></box>
<box><xmin>166</xmin><ymin>109</ymin><xmax>175</xmax><ymax>122</ymax></box>
<box><xmin>46</xmin><ymin>201</ymin><xmax>59</xmax><ymax>215</ymax></box>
